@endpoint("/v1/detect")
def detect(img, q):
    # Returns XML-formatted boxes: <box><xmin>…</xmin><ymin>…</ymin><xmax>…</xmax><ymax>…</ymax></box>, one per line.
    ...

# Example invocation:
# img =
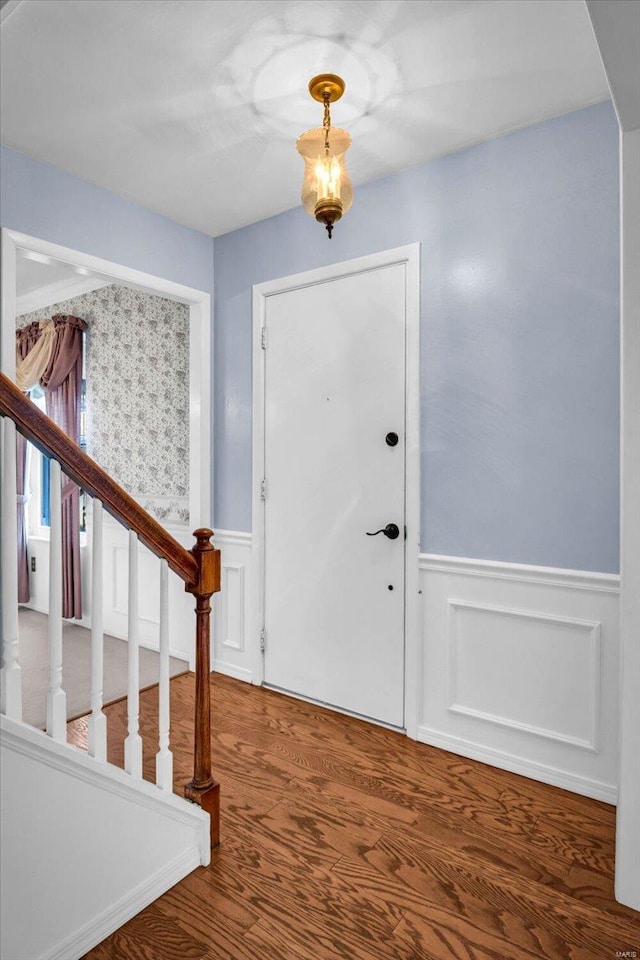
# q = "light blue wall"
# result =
<box><xmin>1</xmin><ymin>144</ymin><xmax>216</xmax><ymax>520</ymax></box>
<box><xmin>214</xmin><ymin>102</ymin><xmax>620</xmax><ymax>573</ymax></box>
<box><xmin>0</xmin><ymin>146</ymin><xmax>215</xmax><ymax>295</ymax></box>
<box><xmin>2</xmin><ymin>103</ymin><xmax>620</xmax><ymax>573</ymax></box>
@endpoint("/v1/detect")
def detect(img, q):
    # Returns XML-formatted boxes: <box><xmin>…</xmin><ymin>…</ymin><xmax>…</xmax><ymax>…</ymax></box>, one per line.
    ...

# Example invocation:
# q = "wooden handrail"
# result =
<box><xmin>0</xmin><ymin>371</ymin><xmax>221</xmax><ymax>845</ymax></box>
<box><xmin>0</xmin><ymin>373</ymin><xmax>198</xmax><ymax>587</ymax></box>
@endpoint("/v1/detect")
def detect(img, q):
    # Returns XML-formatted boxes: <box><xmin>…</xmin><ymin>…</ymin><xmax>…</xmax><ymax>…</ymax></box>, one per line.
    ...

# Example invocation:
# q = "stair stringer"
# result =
<box><xmin>0</xmin><ymin>714</ymin><xmax>210</xmax><ymax>960</ymax></box>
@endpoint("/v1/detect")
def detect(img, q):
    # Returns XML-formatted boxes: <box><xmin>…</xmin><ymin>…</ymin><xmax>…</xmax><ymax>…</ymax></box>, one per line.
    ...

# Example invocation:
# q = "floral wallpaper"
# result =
<box><xmin>17</xmin><ymin>284</ymin><xmax>190</xmax><ymax>526</ymax></box>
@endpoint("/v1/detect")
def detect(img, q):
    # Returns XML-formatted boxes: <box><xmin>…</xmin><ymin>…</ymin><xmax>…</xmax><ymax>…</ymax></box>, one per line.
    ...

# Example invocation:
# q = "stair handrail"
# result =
<box><xmin>0</xmin><ymin>372</ymin><xmax>220</xmax><ymax>845</ymax></box>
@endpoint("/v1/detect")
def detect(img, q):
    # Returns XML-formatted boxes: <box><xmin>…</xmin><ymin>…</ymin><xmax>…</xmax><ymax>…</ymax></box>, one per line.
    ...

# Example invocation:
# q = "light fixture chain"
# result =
<box><xmin>323</xmin><ymin>93</ymin><xmax>331</xmax><ymax>154</ymax></box>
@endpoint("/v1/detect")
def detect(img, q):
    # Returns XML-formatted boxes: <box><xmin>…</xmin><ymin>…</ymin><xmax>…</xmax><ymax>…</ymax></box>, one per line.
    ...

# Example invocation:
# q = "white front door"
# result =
<box><xmin>260</xmin><ymin>258</ymin><xmax>409</xmax><ymax>727</ymax></box>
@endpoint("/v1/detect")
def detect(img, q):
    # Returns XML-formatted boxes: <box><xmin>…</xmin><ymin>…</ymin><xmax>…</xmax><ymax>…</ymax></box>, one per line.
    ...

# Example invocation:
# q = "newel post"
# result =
<box><xmin>184</xmin><ymin>528</ymin><xmax>221</xmax><ymax>847</ymax></box>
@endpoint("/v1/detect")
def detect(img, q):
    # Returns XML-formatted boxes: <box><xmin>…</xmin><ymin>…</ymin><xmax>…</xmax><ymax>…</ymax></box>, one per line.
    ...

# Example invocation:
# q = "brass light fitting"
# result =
<box><xmin>296</xmin><ymin>73</ymin><xmax>353</xmax><ymax>238</ymax></box>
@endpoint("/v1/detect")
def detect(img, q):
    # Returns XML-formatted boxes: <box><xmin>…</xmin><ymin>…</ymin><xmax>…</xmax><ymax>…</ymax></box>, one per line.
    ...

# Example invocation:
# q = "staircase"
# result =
<box><xmin>0</xmin><ymin>373</ymin><xmax>221</xmax><ymax>960</ymax></box>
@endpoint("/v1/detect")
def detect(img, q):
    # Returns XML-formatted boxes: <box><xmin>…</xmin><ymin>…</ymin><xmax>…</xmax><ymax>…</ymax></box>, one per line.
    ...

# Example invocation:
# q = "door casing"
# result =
<box><xmin>251</xmin><ymin>243</ymin><xmax>421</xmax><ymax>736</ymax></box>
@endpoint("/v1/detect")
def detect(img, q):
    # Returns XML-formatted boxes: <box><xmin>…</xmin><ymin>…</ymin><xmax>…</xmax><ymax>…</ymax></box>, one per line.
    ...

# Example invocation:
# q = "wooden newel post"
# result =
<box><xmin>184</xmin><ymin>528</ymin><xmax>221</xmax><ymax>847</ymax></box>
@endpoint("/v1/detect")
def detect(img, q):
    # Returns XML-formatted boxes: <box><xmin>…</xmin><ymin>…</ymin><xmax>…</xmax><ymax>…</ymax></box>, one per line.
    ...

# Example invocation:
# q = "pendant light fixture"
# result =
<box><xmin>296</xmin><ymin>74</ymin><xmax>352</xmax><ymax>238</ymax></box>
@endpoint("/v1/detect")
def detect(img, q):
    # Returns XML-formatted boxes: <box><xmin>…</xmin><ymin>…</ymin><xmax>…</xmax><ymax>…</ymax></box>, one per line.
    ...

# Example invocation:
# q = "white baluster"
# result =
<box><xmin>0</xmin><ymin>419</ymin><xmax>23</xmax><ymax>720</ymax></box>
<box><xmin>88</xmin><ymin>499</ymin><xmax>107</xmax><ymax>761</ymax></box>
<box><xmin>124</xmin><ymin>529</ymin><xmax>143</xmax><ymax>777</ymax></box>
<box><xmin>155</xmin><ymin>559</ymin><xmax>173</xmax><ymax>791</ymax></box>
<box><xmin>47</xmin><ymin>459</ymin><xmax>67</xmax><ymax>741</ymax></box>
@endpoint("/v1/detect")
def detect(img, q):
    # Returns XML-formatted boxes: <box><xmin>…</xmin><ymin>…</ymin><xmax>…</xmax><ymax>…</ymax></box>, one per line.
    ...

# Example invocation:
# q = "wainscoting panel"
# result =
<box><xmin>98</xmin><ymin>516</ymin><xmax>196</xmax><ymax>666</ymax></box>
<box><xmin>212</xmin><ymin>530</ymin><xmax>253</xmax><ymax>683</ymax></box>
<box><xmin>447</xmin><ymin>601</ymin><xmax>601</xmax><ymax>751</ymax></box>
<box><xmin>420</xmin><ymin>555</ymin><xmax>620</xmax><ymax>803</ymax></box>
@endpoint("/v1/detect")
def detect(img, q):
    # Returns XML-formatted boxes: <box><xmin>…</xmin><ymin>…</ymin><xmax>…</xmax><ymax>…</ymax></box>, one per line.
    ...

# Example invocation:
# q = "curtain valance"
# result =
<box><xmin>16</xmin><ymin>314</ymin><xmax>88</xmax><ymax>392</ymax></box>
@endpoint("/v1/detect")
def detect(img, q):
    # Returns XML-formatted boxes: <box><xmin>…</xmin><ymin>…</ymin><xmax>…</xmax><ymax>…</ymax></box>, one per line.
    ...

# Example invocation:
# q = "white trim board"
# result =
<box><xmin>0</xmin><ymin>228</ymin><xmax>211</xmax><ymax>530</ymax></box>
<box><xmin>251</xmin><ymin>244</ymin><xmax>421</xmax><ymax>735</ymax></box>
<box><xmin>416</xmin><ymin>725</ymin><xmax>617</xmax><ymax>805</ymax></box>
<box><xmin>616</xmin><ymin>124</ymin><xmax>640</xmax><ymax>909</ymax></box>
<box><xmin>421</xmin><ymin>553</ymin><xmax>620</xmax><ymax>593</ymax></box>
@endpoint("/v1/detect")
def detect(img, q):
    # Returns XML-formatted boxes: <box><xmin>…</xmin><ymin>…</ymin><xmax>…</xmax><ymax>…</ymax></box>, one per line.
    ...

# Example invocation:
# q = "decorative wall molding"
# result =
<box><xmin>446</xmin><ymin>600</ymin><xmax>601</xmax><ymax>752</ymax></box>
<box><xmin>421</xmin><ymin>553</ymin><xmax>620</xmax><ymax>594</ymax></box>
<box><xmin>99</xmin><ymin>514</ymin><xmax>195</xmax><ymax>665</ymax></box>
<box><xmin>221</xmin><ymin>563</ymin><xmax>245</xmax><ymax>651</ymax></box>
<box><xmin>420</xmin><ymin>554</ymin><xmax>619</xmax><ymax>803</ymax></box>
<box><xmin>212</xmin><ymin>530</ymin><xmax>253</xmax><ymax>684</ymax></box>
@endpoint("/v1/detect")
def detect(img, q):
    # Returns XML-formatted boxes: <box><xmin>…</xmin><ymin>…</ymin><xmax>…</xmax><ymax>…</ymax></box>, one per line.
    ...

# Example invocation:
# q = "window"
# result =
<box><xmin>29</xmin><ymin>378</ymin><xmax>87</xmax><ymax>534</ymax></box>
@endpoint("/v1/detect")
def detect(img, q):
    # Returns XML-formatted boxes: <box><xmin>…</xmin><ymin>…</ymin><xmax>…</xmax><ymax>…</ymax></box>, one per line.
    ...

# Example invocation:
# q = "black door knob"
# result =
<box><xmin>366</xmin><ymin>523</ymin><xmax>400</xmax><ymax>540</ymax></box>
<box><xmin>386</xmin><ymin>432</ymin><xmax>399</xmax><ymax>447</ymax></box>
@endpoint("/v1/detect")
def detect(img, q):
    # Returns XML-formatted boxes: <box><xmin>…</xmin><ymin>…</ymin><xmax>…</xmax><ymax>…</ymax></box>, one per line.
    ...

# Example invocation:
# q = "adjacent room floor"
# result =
<box><xmin>69</xmin><ymin>672</ymin><xmax>637</xmax><ymax>960</ymax></box>
<box><xmin>18</xmin><ymin>607</ymin><xmax>188</xmax><ymax>728</ymax></box>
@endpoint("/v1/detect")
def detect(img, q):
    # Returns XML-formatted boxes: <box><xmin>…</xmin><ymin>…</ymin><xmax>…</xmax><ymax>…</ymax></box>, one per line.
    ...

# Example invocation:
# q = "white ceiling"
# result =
<box><xmin>1</xmin><ymin>0</ymin><xmax>609</xmax><ymax>238</ymax></box>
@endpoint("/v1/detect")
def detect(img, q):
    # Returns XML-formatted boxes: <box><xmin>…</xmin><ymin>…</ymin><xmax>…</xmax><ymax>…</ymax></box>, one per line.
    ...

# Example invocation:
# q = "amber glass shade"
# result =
<box><xmin>296</xmin><ymin>127</ymin><xmax>353</xmax><ymax>218</ymax></box>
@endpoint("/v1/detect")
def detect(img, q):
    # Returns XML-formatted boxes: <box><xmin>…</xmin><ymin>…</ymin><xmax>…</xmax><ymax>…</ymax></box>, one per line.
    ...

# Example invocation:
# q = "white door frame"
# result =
<box><xmin>1</xmin><ymin>228</ymin><xmax>211</xmax><ymax>529</ymax></box>
<box><xmin>251</xmin><ymin>243</ymin><xmax>421</xmax><ymax>737</ymax></box>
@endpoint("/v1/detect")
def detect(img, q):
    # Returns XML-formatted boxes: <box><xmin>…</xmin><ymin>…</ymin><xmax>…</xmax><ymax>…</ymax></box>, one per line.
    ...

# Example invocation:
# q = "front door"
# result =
<box><xmin>260</xmin><ymin>257</ymin><xmax>409</xmax><ymax>728</ymax></box>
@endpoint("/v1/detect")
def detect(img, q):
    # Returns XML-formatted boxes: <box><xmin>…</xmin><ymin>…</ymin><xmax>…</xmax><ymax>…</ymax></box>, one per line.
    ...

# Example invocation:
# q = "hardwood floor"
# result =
<box><xmin>70</xmin><ymin>673</ymin><xmax>638</xmax><ymax>960</ymax></box>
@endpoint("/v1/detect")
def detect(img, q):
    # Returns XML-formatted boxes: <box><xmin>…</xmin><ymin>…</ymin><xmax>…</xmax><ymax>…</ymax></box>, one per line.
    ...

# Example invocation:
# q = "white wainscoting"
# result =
<box><xmin>210</xmin><ymin>536</ymin><xmax>620</xmax><ymax>802</ymax></box>
<box><xmin>419</xmin><ymin>555</ymin><xmax>620</xmax><ymax>804</ymax></box>
<box><xmin>98</xmin><ymin>516</ymin><xmax>196</xmax><ymax>666</ymax></box>
<box><xmin>26</xmin><ymin>526</ymin><xmax>620</xmax><ymax>803</ymax></box>
<box><xmin>212</xmin><ymin>530</ymin><xmax>253</xmax><ymax>684</ymax></box>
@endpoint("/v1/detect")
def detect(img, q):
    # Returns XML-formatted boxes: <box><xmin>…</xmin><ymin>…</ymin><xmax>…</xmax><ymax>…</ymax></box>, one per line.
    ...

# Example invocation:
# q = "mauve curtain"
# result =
<box><xmin>16</xmin><ymin>315</ymin><xmax>87</xmax><ymax>619</ymax></box>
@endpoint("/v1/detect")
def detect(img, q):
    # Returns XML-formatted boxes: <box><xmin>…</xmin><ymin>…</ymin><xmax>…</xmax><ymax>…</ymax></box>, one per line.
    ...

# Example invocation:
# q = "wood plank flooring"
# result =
<box><xmin>70</xmin><ymin>673</ymin><xmax>639</xmax><ymax>960</ymax></box>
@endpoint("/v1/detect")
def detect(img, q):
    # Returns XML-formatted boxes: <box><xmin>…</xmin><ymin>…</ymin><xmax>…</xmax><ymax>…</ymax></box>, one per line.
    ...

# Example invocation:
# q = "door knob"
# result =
<box><xmin>366</xmin><ymin>523</ymin><xmax>400</xmax><ymax>540</ymax></box>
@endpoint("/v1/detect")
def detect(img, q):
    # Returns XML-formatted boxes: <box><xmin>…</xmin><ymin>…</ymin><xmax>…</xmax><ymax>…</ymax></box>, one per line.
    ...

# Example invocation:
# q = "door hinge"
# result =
<box><xmin>260</xmin><ymin>628</ymin><xmax>266</xmax><ymax>653</ymax></box>
<box><xmin>260</xmin><ymin>478</ymin><xmax>268</xmax><ymax>500</ymax></box>
<box><xmin>261</xmin><ymin>327</ymin><xmax>267</xmax><ymax>349</ymax></box>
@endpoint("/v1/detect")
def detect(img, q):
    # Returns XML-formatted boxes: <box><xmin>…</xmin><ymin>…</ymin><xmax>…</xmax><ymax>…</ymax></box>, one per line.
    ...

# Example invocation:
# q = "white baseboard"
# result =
<box><xmin>417</xmin><ymin>724</ymin><xmax>617</xmax><ymax>805</ymax></box>
<box><xmin>44</xmin><ymin>846</ymin><xmax>201</xmax><ymax>960</ymax></box>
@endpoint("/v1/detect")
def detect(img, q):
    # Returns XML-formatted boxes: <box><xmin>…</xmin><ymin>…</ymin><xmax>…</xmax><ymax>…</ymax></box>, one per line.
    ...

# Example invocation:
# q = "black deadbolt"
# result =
<box><xmin>386</xmin><ymin>432</ymin><xmax>399</xmax><ymax>447</ymax></box>
<box><xmin>366</xmin><ymin>523</ymin><xmax>400</xmax><ymax>540</ymax></box>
